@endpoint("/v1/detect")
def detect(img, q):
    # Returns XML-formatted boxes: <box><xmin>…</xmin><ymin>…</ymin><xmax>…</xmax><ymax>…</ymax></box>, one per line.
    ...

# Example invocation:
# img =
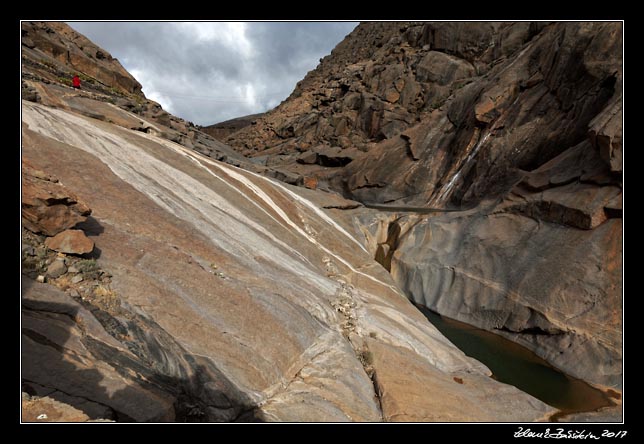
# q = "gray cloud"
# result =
<box><xmin>67</xmin><ymin>21</ymin><xmax>357</xmax><ymax>126</ymax></box>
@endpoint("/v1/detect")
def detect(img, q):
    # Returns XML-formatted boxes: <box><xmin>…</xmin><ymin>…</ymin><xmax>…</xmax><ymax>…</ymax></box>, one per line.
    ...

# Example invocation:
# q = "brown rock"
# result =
<box><xmin>20</xmin><ymin>21</ymin><xmax>622</xmax><ymax>422</ymax></box>
<box><xmin>513</xmin><ymin>141</ymin><xmax>620</xmax><ymax>229</ymax></box>
<box><xmin>201</xmin><ymin>113</ymin><xmax>265</xmax><ymax>141</ymax></box>
<box><xmin>21</xmin><ymin>21</ymin><xmax>143</xmax><ymax>96</ymax></box>
<box><xmin>384</xmin><ymin>88</ymin><xmax>400</xmax><ymax>103</ymax></box>
<box><xmin>416</xmin><ymin>51</ymin><xmax>475</xmax><ymax>85</ymax></box>
<box><xmin>474</xmin><ymin>84</ymin><xmax>518</xmax><ymax>124</ymax></box>
<box><xmin>303</xmin><ymin>176</ymin><xmax>318</xmax><ymax>190</ymax></box>
<box><xmin>22</xmin><ymin>98</ymin><xmax>557</xmax><ymax>422</ymax></box>
<box><xmin>296</xmin><ymin>150</ymin><xmax>319</xmax><ymax>165</ymax></box>
<box><xmin>22</xmin><ymin>158</ymin><xmax>91</xmax><ymax>236</ymax></box>
<box><xmin>369</xmin><ymin>340</ymin><xmax>553</xmax><ymax>421</ymax></box>
<box><xmin>45</xmin><ymin>229</ymin><xmax>94</xmax><ymax>254</ymax></box>
<box><xmin>225</xmin><ymin>22</ymin><xmax>621</xmax><ymax>212</ymax></box>
<box><xmin>22</xmin><ymin>394</ymin><xmax>90</xmax><ymax>422</ymax></box>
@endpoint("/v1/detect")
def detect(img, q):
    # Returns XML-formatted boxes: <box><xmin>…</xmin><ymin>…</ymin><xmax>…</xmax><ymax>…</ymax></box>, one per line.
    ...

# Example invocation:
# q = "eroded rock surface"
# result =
<box><xmin>21</xmin><ymin>20</ymin><xmax>621</xmax><ymax>422</ymax></box>
<box><xmin>225</xmin><ymin>21</ymin><xmax>622</xmax><ymax>392</ymax></box>
<box><xmin>21</xmin><ymin>99</ymin><xmax>554</xmax><ymax>422</ymax></box>
<box><xmin>226</xmin><ymin>22</ymin><xmax>622</xmax><ymax>209</ymax></box>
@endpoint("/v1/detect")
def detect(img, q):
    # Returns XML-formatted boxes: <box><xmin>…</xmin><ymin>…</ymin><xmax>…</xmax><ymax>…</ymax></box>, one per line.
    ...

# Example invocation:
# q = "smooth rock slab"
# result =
<box><xmin>369</xmin><ymin>339</ymin><xmax>554</xmax><ymax>422</ymax></box>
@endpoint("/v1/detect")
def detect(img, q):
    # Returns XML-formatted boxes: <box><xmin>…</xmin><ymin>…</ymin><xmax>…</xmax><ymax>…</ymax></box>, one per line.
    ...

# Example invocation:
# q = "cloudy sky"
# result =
<box><xmin>68</xmin><ymin>22</ymin><xmax>358</xmax><ymax>126</ymax></box>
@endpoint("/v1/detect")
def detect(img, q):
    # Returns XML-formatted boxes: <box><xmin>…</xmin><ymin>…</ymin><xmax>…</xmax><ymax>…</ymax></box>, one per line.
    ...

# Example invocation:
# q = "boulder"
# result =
<box><xmin>22</xmin><ymin>158</ymin><xmax>91</xmax><ymax>236</ymax></box>
<box><xmin>45</xmin><ymin>229</ymin><xmax>94</xmax><ymax>254</ymax></box>
<box><xmin>415</xmin><ymin>51</ymin><xmax>475</xmax><ymax>85</ymax></box>
<box><xmin>46</xmin><ymin>259</ymin><xmax>67</xmax><ymax>278</ymax></box>
<box><xmin>296</xmin><ymin>150</ymin><xmax>319</xmax><ymax>165</ymax></box>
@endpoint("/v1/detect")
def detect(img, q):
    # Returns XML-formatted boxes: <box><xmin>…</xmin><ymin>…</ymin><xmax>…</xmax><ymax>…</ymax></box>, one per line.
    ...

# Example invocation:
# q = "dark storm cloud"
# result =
<box><xmin>67</xmin><ymin>22</ymin><xmax>358</xmax><ymax>126</ymax></box>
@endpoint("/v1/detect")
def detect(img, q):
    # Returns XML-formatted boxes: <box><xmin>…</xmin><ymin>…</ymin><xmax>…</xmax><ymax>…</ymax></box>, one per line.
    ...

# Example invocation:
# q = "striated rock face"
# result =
<box><xmin>21</xmin><ymin>98</ymin><xmax>554</xmax><ymax>422</ymax></box>
<box><xmin>225</xmin><ymin>21</ymin><xmax>622</xmax><ymax>391</ymax></box>
<box><xmin>20</xmin><ymin>21</ymin><xmax>259</xmax><ymax>173</ymax></box>
<box><xmin>389</xmin><ymin>204</ymin><xmax>621</xmax><ymax>389</ymax></box>
<box><xmin>21</xmin><ymin>21</ymin><xmax>621</xmax><ymax>421</ymax></box>
<box><xmin>20</xmin><ymin>22</ymin><xmax>342</xmax><ymax>192</ymax></box>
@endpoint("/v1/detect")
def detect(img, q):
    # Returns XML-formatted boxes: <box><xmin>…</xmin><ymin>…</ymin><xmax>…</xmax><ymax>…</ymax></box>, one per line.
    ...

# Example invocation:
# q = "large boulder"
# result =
<box><xmin>22</xmin><ymin>158</ymin><xmax>91</xmax><ymax>236</ymax></box>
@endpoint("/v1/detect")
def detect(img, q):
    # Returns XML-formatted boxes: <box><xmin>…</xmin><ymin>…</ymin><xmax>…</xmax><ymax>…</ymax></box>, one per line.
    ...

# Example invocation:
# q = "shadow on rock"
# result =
<box><xmin>75</xmin><ymin>216</ymin><xmax>104</xmax><ymax>237</ymax></box>
<box><xmin>21</xmin><ymin>277</ymin><xmax>262</xmax><ymax>422</ymax></box>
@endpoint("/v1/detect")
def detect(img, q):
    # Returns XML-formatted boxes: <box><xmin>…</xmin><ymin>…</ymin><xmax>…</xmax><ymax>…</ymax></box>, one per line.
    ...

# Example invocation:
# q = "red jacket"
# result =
<box><xmin>72</xmin><ymin>76</ymin><xmax>81</xmax><ymax>88</ymax></box>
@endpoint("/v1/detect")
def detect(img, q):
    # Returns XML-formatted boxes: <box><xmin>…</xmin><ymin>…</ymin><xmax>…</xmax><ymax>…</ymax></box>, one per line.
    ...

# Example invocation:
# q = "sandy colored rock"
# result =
<box><xmin>20</xmin><ymin>21</ymin><xmax>621</xmax><ymax>422</ymax></box>
<box><xmin>45</xmin><ymin>229</ymin><xmax>94</xmax><ymax>254</ymax></box>
<box><xmin>21</xmin><ymin>97</ymin><xmax>555</xmax><ymax>422</ymax></box>
<box><xmin>369</xmin><ymin>340</ymin><xmax>553</xmax><ymax>422</ymax></box>
<box><xmin>22</xmin><ymin>158</ymin><xmax>91</xmax><ymax>236</ymax></box>
<box><xmin>22</xmin><ymin>393</ymin><xmax>91</xmax><ymax>422</ymax></box>
<box><xmin>21</xmin><ymin>21</ymin><xmax>143</xmax><ymax>96</ymax></box>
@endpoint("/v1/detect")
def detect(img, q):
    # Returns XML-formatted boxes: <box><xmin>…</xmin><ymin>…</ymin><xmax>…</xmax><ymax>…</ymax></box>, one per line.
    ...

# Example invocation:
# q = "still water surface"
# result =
<box><xmin>416</xmin><ymin>305</ymin><xmax>614</xmax><ymax>415</ymax></box>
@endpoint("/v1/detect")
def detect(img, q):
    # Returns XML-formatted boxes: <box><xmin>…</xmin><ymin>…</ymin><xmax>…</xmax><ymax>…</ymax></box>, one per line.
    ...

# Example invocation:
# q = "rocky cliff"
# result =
<box><xmin>22</xmin><ymin>22</ymin><xmax>143</xmax><ymax>97</ymax></box>
<box><xmin>202</xmin><ymin>113</ymin><xmax>265</xmax><ymax>141</ymax></box>
<box><xmin>226</xmin><ymin>22</ymin><xmax>622</xmax><ymax>390</ymax></box>
<box><xmin>21</xmin><ymin>22</ymin><xmax>557</xmax><ymax>422</ymax></box>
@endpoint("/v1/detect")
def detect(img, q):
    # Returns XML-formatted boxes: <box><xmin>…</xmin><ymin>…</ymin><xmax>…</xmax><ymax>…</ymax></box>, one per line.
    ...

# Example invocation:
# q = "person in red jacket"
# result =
<box><xmin>72</xmin><ymin>75</ymin><xmax>81</xmax><ymax>89</ymax></box>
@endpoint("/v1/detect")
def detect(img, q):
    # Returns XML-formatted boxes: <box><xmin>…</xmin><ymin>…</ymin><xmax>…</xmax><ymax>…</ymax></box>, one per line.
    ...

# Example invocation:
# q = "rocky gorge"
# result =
<box><xmin>227</xmin><ymin>21</ymin><xmax>623</xmax><ymax>392</ymax></box>
<box><xmin>21</xmin><ymin>21</ymin><xmax>622</xmax><ymax>423</ymax></box>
